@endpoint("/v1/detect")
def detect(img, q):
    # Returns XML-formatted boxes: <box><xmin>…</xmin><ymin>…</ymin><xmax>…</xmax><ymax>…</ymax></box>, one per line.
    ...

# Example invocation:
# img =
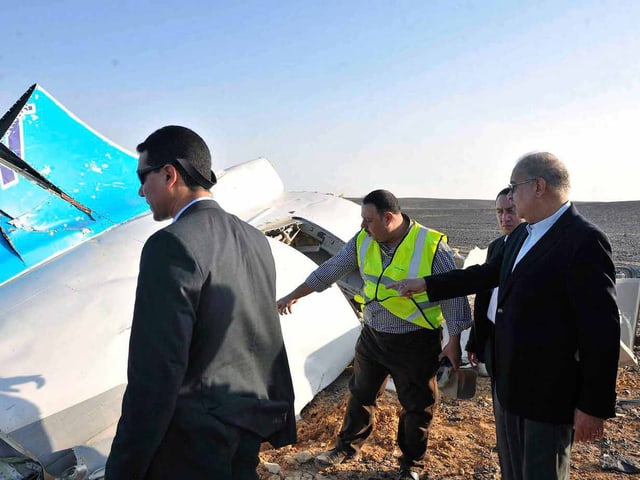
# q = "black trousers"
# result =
<box><xmin>335</xmin><ymin>324</ymin><xmax>441</xmax><ymax>469</ymax></box>
<box><xmin>146</xmin><ymin>416</ymin><xmax>262</xmax><ymax>480</ymax></box>
<box><xmin>493</xmin><ymin>390</ymin><xmax>572</xmax><ymax>480</ymax></box>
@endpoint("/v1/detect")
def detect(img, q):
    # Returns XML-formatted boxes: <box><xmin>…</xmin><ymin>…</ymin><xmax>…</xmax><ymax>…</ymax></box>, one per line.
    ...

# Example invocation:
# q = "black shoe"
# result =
<box><xmin>315</xmin><ymin>446</ymin><xmax>358</xmax><ymax>467</ymax></box>
<box><xmin>398</xmin><ymin>469</ymin><xmax>420</xmax><ymax>480</ymax></box>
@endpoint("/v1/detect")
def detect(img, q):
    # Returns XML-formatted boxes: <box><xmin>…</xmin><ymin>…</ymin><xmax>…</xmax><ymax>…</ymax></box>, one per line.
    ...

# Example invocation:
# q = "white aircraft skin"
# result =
<box><xmin>0</xmin><ymin>111</ymin><xmax>363</xmax><ymax>472</ymax></box>
<box><xmin>1</xmin><ymin>177</ymin><xmax>363</xmax><ymax>470</ymax></box>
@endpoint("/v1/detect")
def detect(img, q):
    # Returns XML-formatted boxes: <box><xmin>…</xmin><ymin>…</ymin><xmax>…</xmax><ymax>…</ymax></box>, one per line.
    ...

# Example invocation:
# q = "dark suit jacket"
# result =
<box><xmin>106</xmin><ymin>200</ymin><xmax>296</xmax><ymax>479</ymax></box>
<box><xmin>465</xmin><ymin>236</ymin><xmax>505</xmax><ymax>377</ymax></box>
<box><xmin>426</xmin><ymin>204</ymin><xmax>619</xmax><ymax>424</ymax></box>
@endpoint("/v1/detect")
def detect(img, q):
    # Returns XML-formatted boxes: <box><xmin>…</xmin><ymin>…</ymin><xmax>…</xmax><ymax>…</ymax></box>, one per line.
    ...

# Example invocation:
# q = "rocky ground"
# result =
<box><xmin>258</xmin><ymin>198</ymin><xmax>640</xmax><ymax>479</ymax></box>
<box><xmin>259</xmin><ymin>359</ymin><xmax>639</xmax><ymax>479</ymax></box>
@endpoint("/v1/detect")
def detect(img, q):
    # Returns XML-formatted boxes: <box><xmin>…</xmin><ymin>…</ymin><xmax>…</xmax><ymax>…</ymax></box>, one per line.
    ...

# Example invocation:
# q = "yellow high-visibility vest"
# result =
<box><xmin>355</xmin><ymin>222</ymin><xmax>446</xmax><ymax>329</ymax></box>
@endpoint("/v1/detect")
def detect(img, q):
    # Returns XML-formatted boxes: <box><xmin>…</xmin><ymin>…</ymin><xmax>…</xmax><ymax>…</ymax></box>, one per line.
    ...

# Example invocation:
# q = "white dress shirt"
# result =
<box><xmin>486</xmin><ymin>236</ymin><xmax>509</xmax><ymax>323</ymax></box>
<box><xmin>513</xmin><ymin>201</ymin><xmax>571</xmax><ymax>268</ymax></box>
<box><xmin>487</xmin><ymin>201</ymin><xmax>571</xmax><ymax>321</ymax></box>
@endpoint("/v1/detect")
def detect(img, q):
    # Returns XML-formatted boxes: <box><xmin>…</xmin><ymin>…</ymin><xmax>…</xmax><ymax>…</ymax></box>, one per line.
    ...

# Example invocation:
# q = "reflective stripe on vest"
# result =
<box><xmin>355</xmin><ymin>222</ymin><xmax>447</xmax><ymax>329</ymax></box>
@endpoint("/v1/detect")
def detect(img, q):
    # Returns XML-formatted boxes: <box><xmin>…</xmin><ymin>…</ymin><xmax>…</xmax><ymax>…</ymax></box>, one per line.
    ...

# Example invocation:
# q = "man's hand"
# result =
<box><xmin>573</xmin><ymin>408</ymin><xmax>605</xmax><ymax>442</ymax></box>
<box><xmin>276</xmin><ymin>295</ymin><xmax>297</xmax><ymax>315</ymax></box>
<box><xmin>467</xmin><ymin>351</ymin><xmax>479</xmax><ymax>367</ymax></box>
<box><xmin>440</xmin><ymin>335</ymin><xmax>462</xmax><ymax>369</ymax></box>
<box><xmin>388</xmin><ymin>278</ymin><xmax>427</xmax><ymax>297</ymax></box>
<box><xmin>276</xmin><ymin>283</ymin><xmax>313</xmax><ymax>315</ymax></box>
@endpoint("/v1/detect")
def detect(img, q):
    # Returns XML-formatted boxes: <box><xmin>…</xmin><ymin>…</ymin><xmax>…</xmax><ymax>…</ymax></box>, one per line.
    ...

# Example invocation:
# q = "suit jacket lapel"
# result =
<box><xmin>500</xmin><ymin>224</ymin><xmax>527</xmax><ymax>282</ymax></box>
<box><xmin>489</xmin><ymin>236</ymin><xmax>506</xmax><ymax>262</ymax></box>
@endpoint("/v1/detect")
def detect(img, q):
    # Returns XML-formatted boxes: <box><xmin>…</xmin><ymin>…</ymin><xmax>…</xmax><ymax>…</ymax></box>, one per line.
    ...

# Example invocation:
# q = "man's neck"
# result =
<box><xmin>170</xmin><ymin>190</ymin><xmax>211</xmax><ymax>219</ymax></box>
<box><xmin>527</xmin><ymin>197</ymin><xmax>568</xmax><ymax>224</ymax></box>
<box><xmin>383</xmin><ymin>215</ymin><xmax>410</xmax><ymax>247</ymax></box>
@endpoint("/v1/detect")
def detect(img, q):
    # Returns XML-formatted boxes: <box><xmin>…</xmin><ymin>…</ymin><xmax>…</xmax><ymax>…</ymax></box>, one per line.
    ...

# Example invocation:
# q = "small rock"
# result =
<box><xmin>294</xmin><ymin>451</ymin><xmax>314</xmax><ymax>463</ymax></box>
<box><xmin>263</xmin><ymin>462</ymin><xmax>281</xmax><ymax>474</ymax></box>
<box><xmin>284</xmin><ymin>472</ymin><xmax>315</xmax><ymax>480</ymax></box>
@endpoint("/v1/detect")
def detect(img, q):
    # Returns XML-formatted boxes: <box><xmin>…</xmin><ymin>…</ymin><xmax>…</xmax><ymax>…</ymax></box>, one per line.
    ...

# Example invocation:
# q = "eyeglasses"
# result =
<box><xmin>508</xmin><ymin>178</ymin><xmax>536</xmax><ymax>193</ymax></box>
<box><xmin>137</xmin><ymin>164</ymin><xmax>167</xmax><ymax>185</ymax></box>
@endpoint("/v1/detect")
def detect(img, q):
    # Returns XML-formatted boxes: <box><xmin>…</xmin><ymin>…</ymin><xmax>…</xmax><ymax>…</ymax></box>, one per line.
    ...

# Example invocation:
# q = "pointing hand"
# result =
<box><xmin>388</xmin><ymin>278</ymin><xmax>427</xmax><ymax>297</ymax></box>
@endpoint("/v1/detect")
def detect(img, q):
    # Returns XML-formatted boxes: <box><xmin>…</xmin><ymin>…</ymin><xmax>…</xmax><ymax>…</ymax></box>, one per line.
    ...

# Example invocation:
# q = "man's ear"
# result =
<box><xmin>164</xmin><ymin>164</ymin><xmax>181</xmax><ymax>188</ymax></box>
<box><xmin>534</xmin><ymin>177</ymin><xmax>547</xmax><ymax>197</ymax></box>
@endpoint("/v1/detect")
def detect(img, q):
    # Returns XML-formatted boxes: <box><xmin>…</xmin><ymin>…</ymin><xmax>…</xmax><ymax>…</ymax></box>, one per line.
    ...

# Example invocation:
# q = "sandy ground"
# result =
<box><xmin>258</xmin><ymin>199</ymin><xmax>640</xmax><ymax>479</ymax></box>
<box><xmin>259</xmin><ymin>358</ymin><xmax>639</xmax><ymax>479</ymax></box>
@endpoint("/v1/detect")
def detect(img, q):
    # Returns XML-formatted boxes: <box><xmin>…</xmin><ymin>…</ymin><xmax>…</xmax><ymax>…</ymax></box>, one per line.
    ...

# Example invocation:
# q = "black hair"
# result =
<box><xmin>137</xmin><ymin>125</ymin><xmax>211</xmax><ymax>190</ymax></box>
<box><xmin>362</xmin><ymin>189</ymin><xmax>401</xmax><ymax>215</ymax></box>
<box><xmin>496</xmin><ymin>187</ymin><xmax>511</xmax><ymax>200</ymax></box>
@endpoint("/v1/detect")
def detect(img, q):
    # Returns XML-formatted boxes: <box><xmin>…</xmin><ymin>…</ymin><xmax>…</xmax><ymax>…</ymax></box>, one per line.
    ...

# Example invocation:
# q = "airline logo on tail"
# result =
<box><xmin>0</xmin><ymin>164</ymin><xmax>16</xmax><ymax>189</ymax></box>
<box><xmin>0</xmin><ymin>107</ymin><xmax>31</xmax><ymax>190</ymax></box>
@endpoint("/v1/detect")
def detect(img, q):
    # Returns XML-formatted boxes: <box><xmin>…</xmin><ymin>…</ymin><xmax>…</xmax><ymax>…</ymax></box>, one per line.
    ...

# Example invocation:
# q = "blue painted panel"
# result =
<box><xmin>0</xmin><ymin>85</ymin><xmax>149</xmax><ymax>285</ymax></box>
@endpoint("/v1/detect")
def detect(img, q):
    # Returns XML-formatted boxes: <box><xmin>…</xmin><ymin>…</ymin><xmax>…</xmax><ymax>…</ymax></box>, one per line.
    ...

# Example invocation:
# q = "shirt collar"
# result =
<box><xmin>527</xmin><ymin>201</ymin><xmax>571</xmax><ymax>236</ymax></box>
<box><xmin>173</xmin><ymin>197</ymin><xmax>214</xmax><ymax>223</ymax></box>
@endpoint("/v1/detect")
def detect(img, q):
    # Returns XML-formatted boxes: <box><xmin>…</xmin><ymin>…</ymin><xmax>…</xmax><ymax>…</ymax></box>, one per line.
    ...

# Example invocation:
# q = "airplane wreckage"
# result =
<box><xmin>0</xmin><ymin>84</ymin><xmax>366</xmax><ymax>478</ymax></box>
<box><xmin>0</xmin><ymin>85</ymin><xmax>638</xmax><ymax>479</ymax></box>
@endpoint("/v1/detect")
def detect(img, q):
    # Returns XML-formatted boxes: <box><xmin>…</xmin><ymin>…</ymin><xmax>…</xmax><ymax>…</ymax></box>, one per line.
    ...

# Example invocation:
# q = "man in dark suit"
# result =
<box><xmin>392</xmin><ymin>152</ymin><xmax>620</xmax><ymax>480</ymax></box>
<box><xmin>105</xmin><ymin>126</ymin><xmax>296</xmax><ymax>480</ymax></box>
<box><xmin>465</xmin><ymin>187</ymin><xmax>523</xmax><ymax>377</ymax></box>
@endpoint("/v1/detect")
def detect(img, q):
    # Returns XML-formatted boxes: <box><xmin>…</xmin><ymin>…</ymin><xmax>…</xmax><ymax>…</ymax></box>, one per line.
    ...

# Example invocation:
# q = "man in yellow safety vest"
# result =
<box><xmin>277</xmin><ymin>189</ymin><xmax>472</xmax><ymax>480</ymax></box>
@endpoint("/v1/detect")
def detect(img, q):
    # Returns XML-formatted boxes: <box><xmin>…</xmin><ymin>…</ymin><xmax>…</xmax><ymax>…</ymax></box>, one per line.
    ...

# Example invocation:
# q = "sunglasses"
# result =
<box><xmin>136</xmin><ymin>164</ymin><xmax>168</xmax><ymax>185</ymax></box>
<box><xmin>136</xmin><ymin>158</ymin><xmax>216</xmax><ymax>189</ymax></box>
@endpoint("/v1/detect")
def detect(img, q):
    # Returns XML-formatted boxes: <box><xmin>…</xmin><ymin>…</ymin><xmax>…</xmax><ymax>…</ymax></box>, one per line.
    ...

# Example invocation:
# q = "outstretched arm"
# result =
<box><xmin>276</xmin><ymin>282</ymin><xmax>314</xmax><ymax>314</ymax></box>
<box><xmin>277</xmin><ymin>233</ymin><xmax>360</xmax><ymax>314</ymax></box>
<box><xmin>391</xmin><ymin>259</ymin><xmax>500</xmax><ymax>300</ymax></box>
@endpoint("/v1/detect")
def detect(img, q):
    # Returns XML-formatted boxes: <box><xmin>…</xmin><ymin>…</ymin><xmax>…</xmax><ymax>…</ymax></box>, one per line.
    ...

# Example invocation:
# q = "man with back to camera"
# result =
<box><xmin>276</xmin><ymin>189</ymin><xmax>472</xmax><ymax>480</ymax></box>
<box><xmin>105</xmin><ymin>126</ymin><xmax>296</xmax><ymax>480</ymax></box>
<box><xmin>464</xmin><ymin>187</ymin><xmax>523</xmax><ymax>476</ymax></box>
<box><xmin>392</xmin><ymin>152</ymin><xmax>620</xmax><ymax>480</ymax></box>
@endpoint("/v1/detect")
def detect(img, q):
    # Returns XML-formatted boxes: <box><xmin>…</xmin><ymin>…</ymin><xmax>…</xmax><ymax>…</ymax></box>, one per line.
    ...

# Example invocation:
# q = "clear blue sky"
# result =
<box><xmin>2</xmin><ymin>0</ymin><xmax>639</xmax><ymax>201</ymax></box>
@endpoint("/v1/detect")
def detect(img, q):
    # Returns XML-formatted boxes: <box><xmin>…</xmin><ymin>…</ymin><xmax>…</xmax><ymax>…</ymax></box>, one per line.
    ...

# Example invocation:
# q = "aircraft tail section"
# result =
<box><xmin>0</xmin><ymin>85</ymin><xmax>148</xmax><ymax>286</ymax></box>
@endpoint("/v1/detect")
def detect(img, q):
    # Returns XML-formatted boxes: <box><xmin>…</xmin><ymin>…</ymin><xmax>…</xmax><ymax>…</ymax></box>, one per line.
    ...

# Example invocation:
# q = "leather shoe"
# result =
<box><xmin>315</xmin><ymin>446</ymin><xmax>358</xmax><ymax>467</ymax></box>
<box><xmin>398</xmin><ymin>469</ymin><xmax>420</xmax><ymax>480</ymax></box>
